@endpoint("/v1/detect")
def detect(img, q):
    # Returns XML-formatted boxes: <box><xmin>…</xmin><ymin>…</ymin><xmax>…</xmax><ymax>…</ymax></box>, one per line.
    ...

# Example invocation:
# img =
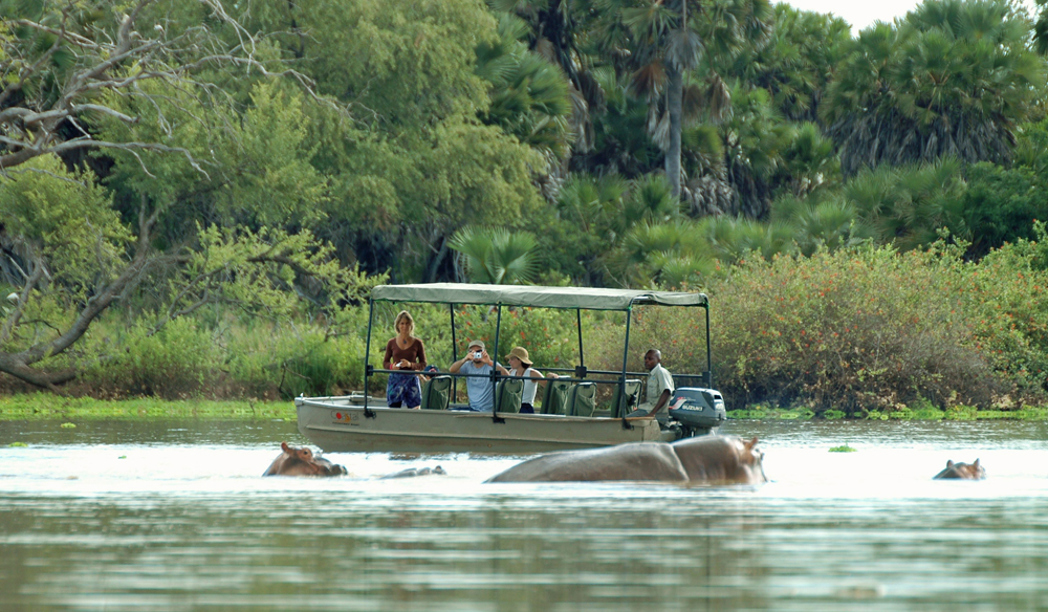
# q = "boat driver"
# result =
<box><xmin>448</xmin><ymin>340</ymin><xmax>504</xmax><ymax>412</ymax></box>
<box><xmin>625</xmin><ymin>349</ymin><xmax>674</xmax><ymax>424</ymax></box>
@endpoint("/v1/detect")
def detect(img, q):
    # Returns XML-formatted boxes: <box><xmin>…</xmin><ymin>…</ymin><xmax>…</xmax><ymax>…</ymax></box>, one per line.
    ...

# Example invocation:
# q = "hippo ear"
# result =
<box><xmin>972</xmin><ymin>459</ymin><xmax>980</xmax><ymax>468</ymax></box>
<box><xmin>946</xmin><ymin>460</ymin><xmax>955</xmax><ymax>468</ymax></box>
<box><xmin>744</xmin><ymin>437</ymin><xmax>758</xmax><ymax>451</ymax></box>
<box><xmin>281</xmin><ymin>441</ymin><xmax>292</xmax><ymax>453</ymax></box>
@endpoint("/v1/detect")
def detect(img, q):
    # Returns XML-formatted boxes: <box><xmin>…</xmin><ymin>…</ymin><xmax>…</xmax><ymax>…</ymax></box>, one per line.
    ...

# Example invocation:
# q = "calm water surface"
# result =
<box><xmin>2</xmin><ymin>418</ymin><xmax>1048</xmax><ymax>611</ymax></box>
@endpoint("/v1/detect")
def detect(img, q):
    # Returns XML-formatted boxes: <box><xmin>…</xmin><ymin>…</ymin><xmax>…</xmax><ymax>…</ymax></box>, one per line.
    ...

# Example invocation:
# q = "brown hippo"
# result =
<box><xmin>486</xmin><ymin>435</ymin><xmax>766</xmax><ymax>484</ymax></box>
<box><xmin>263</xmin><ymin>442</ymin><xmax>347</xmax><ymax>477</ymax></box>
<box><xmin>933</xmin><ymin>459</ymin><xmax>985</xmax><ymax>480</ymax></box>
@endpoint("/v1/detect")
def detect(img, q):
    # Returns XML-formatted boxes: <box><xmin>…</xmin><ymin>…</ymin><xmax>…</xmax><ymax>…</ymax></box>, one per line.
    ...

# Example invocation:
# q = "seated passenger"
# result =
<box><xmin>625</xmin><ymin>349</ymin><xmax>674</xmax><ymax>424</ymax></box>
<box><xmin>504</xmin><ymin>346</ymin><xmax>558</xmax><ymax>414</ymax></box>
<box><xmin>448</xmin><ymin>340</ymin><xmax>502</xmax><ymax>412</ymax></box>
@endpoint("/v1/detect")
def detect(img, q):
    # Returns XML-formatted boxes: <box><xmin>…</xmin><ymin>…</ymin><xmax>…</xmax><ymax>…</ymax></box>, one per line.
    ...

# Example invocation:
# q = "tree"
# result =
<box><xmin>823</xmin><ymin>0</ymin><xmax>1045</xmax><ymax>175</ymax></box>
<box><xmin>0</xmin><ymin>1</ymin><xmax>374</xmax><ymax>388</ymax></box>
<box><xmin>589</xmin><ymin>0</ymin><xmax>773</xmax><ymax>199</ymax></box>
<box><xmin>842</xmin><ymin>158</ymin><xmax>968</xmax><ymax>252</ymax></box>
<box><xmin>236</xmin><ymin>0</ymin><xmax>550</xmax><ymax>283</ymax></box>
<box><xmin>476</xmin><ymin>11</ymin><xmax>575</xmax><ymax>161</ymax></box>
<box><xmin>0</xmin><ymin>0</ymin><xmax>319</xmax><ymax>172</ymax></box>
<box><xmin>720</xmin><ymin>4</ymin><xmax>851</xmax><ymax>123</ymax></box>
<box><xmin>0</xmin><ymin>155</ymin><xmax>374</xmax><ymax>388</ymax></box>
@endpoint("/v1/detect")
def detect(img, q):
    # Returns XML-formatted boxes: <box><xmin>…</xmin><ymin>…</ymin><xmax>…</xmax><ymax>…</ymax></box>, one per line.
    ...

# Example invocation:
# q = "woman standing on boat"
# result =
<box><xmin>383</xmin><ymin>310</ymin><xmax>427</xmax><ymax>409</ymax></box>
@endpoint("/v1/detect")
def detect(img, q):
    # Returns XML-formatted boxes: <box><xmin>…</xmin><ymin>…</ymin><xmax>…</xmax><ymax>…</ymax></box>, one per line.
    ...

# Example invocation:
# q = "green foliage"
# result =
<box><xmin>828</xmin><ymin>443</ymin><xmax>856</xmax><ymax>451</ymax></box>
<box><xmin>962</xmin><ymin>224</ymin><xmax>1048</xmax><ymax>394</ymax></box>
<box><xmin>612</xmin><ymin>219</ymin><xmax>716</xmax><ymax>288</ymax></box>
<box><xmin>243</xmin><ymin>328</ymin><xmax>365</xmax><ymax>399</ymax></box>
<box><xmin>595</xmin><ymin>241</ymin><xmax>1027</xmax><ymax>412</ymax></box>
<box><xmin>771</xmin><ymin>196</ymin><xmax>873</xmax><ymax>257</ymax></box>
<box><xmin>84</xmin><ymin>318</ymin><xmax>221</xmax><ymax>397</ymax></box>
<box><xmin>299</xmin><ymin>0</ymin><xmax>496</xmax><ymax>125</ymax></box>
<box><xmin>824</xmin><ymin>0</ymin><xmax>1044</xmax><ymax>174</ymax></box>
<box><xmin>442</xmin><ymin>305</ymin><xmax>579</xmax><ymax>373</ymax></box>
<box><xmin>843</xmin><ymin>158</ymin><xmax>968</xmax><ymax>251</ymax></box>
<box><xmin>449</xmin><ymin>226</ymin><xmax>540</xmax><ymax>285</ymax></box>
<box><xmin>720</xmin><ymin>4</ymin><xmax>852</xmax><ymax>122</ymax></box>
<box><xmin>0</xmin><ymin>156</ymin><xmax>131</xmax><ymax>293</ymax></box>
<box><xmin>477</xmin><ymin>12</ymin><xmax>574</xmax><ymax>158</ymax></box>
<box><xmin>960</xmin><ymin>162</ymin><xmax>1044</xmax><ymax>258</ymax></box>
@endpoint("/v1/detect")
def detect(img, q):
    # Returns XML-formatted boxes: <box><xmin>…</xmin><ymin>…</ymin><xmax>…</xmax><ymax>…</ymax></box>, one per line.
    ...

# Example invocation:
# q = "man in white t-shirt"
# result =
<box><xmin>626</xmin><ymin>349</ymin><xmax>674</xmax><ymax>424</ymax></box>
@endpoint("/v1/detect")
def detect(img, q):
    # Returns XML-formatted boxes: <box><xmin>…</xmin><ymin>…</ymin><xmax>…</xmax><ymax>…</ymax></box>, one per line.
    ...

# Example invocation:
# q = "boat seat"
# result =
<box><xmin>608</xmin><ymin>379</ymin><xmax>642</xmax><ymax>418</ymax></box>
<box><xmin>494</xmin><ymin>378</ymin><xmax>524</xmax><ymax>413</ymax></box>
<box><xmin>565</xmin><ymin>382</ymin><xmax>597</xmax><ymax>417</ymax></box>
<box><xmin>541</xmin><ymin>379</ymin><xmax>573</xmax><ymax>415</ymax></box>
<box><xmin>420</xmin><ymin>375</ymin><xmax>452</xmax><ymax>410</ymax></box>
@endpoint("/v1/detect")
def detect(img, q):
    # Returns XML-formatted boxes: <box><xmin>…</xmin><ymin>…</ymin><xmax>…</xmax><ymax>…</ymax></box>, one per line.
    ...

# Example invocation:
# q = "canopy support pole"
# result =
<box><xmin>620</xmin><ymin>306</ymin><xmax>633</xmax><ymax>424</ymax></box>
<box><xmin>492</xmin><ymin>304</ymin><xmax>505</xmax><ymax>423</ymax></box>
<box><xmin>450</xmin><ymin>303</ymin><xmax>459</xmax><ymax>403</ymax></box>
<box><xmin>705</xmin><ymin>306</ymin><xmax>712</xmax><ymax>387</ymax></box>
<box><xmin>576</xmin><ymin>309</ymin><xmax>585</xmax><ymax>369</ymax></box>
<box><xmin>363</xmin><ymin>298</ymin><xmax>376</xmax><ymax>418</ymax></box>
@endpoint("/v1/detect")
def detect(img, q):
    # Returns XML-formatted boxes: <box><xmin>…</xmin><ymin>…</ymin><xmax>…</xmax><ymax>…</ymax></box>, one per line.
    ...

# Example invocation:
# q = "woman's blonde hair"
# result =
<box><xmin>394</xmin><ymin>310</ymin><xmax>415</xmax><ymax>336</ymax></box>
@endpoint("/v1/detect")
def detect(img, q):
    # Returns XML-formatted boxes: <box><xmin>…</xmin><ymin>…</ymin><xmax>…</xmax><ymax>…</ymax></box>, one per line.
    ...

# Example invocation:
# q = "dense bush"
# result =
<box><xmin>583</xmin><ymin>240</ymin><xmax>1048</xmax><ymax>415</ymax></box>
<box><xmin>706</xmin><ymin>245</ymin><xmax>1002</xmax><ymax>413</ymax></box>
<box><xmin>84</xmin><ymin>318</ymin><xmax>222</xmax><ymax>398</ymax></box>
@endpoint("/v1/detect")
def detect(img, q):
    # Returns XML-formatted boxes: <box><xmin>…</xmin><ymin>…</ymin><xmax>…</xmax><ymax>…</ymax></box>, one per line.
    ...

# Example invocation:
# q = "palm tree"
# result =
<box><xmin>610</xmin><ymin>219</ymin><xmax>716</xmax><ymax>287</ymax></box>
<box><xmin>843</xmin><ymin>158</ymin><xmax>967</xmax><ymax>251</ymax></box>
<box><xmin>588</xmin><ymin>0</ymin><xmax>773</xmax><ymax>200</ymax></box>
<box><xmin>823</xmin><ymin>0</ymin><xmax>1044</xmax><ymax>175</ymax></box>
<box><xmin>486</xmin><ymin>0</ymin><xmax>604</xmax><ymax>153</ymax></box>
<box><xmin>476</xmin><ymin>12</ymin><xmax>575</xmax><ymax>160</ymax></box>
<box><xmin>771</xmin><ymin>196</ymin><xmax>873</xmax><ymax>256</ymax></box>
<box><xmin>696</xmin><ymin>214</ymin><xmax>796</xmax><ymax>263</ymax></box>
<box><xmin>720</xmin><ymin>5</ymin><xmax>851</xmax><ymax>123</ymax></box>
<box><xmin>448</xmin><ymin>226</ymin><xmax>540</xmax><ymax>284</ymax></box>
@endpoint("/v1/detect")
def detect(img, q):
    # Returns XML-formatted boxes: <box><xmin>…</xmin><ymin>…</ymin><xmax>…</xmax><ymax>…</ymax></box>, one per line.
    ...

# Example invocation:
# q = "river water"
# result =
<box><xmin>2</xmin><ymin>418</ymin><xmax>1048</xmax><ymax>611</ymax></box>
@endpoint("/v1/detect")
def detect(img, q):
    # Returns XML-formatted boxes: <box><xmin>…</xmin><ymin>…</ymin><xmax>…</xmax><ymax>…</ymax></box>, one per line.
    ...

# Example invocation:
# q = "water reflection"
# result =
<box><xmin>1</xmin><ymin>419</ymin><xmax>1047</xmax><ymax>610</ymax></box>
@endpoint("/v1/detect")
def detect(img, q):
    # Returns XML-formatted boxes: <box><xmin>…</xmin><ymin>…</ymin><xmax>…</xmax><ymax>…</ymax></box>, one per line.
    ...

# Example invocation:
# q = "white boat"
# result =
<box><xmin>296</xmin><ymin>283</ymin><xmax>726</xmax><ymax>453</ymax></box>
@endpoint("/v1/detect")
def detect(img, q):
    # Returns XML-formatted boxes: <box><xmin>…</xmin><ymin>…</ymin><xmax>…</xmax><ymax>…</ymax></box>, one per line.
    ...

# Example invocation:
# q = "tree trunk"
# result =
<box><xmin>665</xmin><ymin>65</ymin><xmax>684</xmax><ymax>200</ymax></box>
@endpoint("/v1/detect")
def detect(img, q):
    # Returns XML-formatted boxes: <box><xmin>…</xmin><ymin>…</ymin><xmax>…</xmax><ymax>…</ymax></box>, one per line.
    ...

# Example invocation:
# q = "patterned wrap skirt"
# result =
<box><xmin>387</xmin><ymin>372</ymin><xmax>422</xmax><ymax>408</ymax></box>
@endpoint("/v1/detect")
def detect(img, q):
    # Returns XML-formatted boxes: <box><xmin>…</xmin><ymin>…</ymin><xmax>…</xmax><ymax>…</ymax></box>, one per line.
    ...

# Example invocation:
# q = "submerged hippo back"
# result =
<box><xmin>486</xmin><ymin>442</ymin><xmax>688</xmax><ymax>483</ymax></box>
<box><xmin>670</xmin><ymin>435</ymin><xmax>766</xmax><ymax>485</ymax></box>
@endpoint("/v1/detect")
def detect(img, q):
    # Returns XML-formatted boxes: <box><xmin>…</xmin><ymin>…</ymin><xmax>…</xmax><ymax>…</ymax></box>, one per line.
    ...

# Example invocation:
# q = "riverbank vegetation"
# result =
<box><xmin>4</xmin><ymin>0</ymin><xmax>1048</xmax><ymax>418</ymax></box>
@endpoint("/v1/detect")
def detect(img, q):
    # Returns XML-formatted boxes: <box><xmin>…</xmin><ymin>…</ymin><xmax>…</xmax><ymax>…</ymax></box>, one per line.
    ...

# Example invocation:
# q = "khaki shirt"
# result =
<box><xmin>641</xmin><ymin>363</ymin><xmax>674</xmax><ymax>417</ymax></box>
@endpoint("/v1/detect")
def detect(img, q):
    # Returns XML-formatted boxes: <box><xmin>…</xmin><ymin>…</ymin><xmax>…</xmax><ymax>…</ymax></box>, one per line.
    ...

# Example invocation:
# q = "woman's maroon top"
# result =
<box><xmin>383</xmin><ymin>337</ymin><xmax>427</xmax><ymax>371</ymax></box>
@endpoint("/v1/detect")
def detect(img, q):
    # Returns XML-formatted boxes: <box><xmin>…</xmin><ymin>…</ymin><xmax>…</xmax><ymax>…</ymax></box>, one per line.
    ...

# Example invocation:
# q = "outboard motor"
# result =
<box><xmin>667</xmin><ymin>387</ymin><xmax>726</xmax><ymax>438</ymax></box>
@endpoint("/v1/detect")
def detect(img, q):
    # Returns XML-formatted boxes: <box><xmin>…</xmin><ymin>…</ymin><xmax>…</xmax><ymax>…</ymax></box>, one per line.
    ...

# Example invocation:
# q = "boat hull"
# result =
<box><xmin>295</xmin><ymin>396</ymin><xmax>668</xmax><ymax>453</ymax></box>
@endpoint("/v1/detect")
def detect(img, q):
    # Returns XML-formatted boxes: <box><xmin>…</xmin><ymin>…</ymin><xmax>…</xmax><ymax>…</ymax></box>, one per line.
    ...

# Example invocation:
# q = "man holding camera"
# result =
<box><xmin>449</xmin><ymin>340</ymin><xmax>507</xmax><ymax>412</ymax></box>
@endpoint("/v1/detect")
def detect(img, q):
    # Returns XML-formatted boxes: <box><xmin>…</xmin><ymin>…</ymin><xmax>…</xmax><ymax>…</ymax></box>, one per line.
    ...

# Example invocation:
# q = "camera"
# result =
<box><xmin>473</xmin><ymin>351</ymin><xmax>483</xmax><ymax>359</ymax></box>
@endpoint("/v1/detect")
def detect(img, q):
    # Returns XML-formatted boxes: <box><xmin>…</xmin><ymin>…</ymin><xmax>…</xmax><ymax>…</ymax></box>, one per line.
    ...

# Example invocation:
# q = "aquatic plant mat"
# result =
<box><xmin>727</xmin><ymin>407</ymin><xmax>1048</xmax><ymax>421</ymax></box>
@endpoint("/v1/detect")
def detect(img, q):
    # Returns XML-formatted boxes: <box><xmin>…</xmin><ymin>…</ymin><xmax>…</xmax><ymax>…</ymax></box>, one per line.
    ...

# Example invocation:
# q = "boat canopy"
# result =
<box><xmin>370</xmin><ymin>283</ymin><xmax>708</xmax><ymax>311</ymax></box>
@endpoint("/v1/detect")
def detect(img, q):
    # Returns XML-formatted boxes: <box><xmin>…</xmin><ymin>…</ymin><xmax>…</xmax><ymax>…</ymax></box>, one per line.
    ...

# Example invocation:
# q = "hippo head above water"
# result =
<box><xmin>263</xmin><ymin>441</ymin><xmax>347</xmax><ymax>477</ymax></box>
<box><xmin>671</xmin><ymin>435</ymin><xmax>766</xmax><ymax>485</ymax></box>
<box><xmin>485</xmin><ymin>435</ymin><xmax>767</xmax><ymax>485</ymax></box>
<box><xmin>933</xmin><ymin>459</ymin><xmax>985</xmax><ymax>480</ymax></box>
